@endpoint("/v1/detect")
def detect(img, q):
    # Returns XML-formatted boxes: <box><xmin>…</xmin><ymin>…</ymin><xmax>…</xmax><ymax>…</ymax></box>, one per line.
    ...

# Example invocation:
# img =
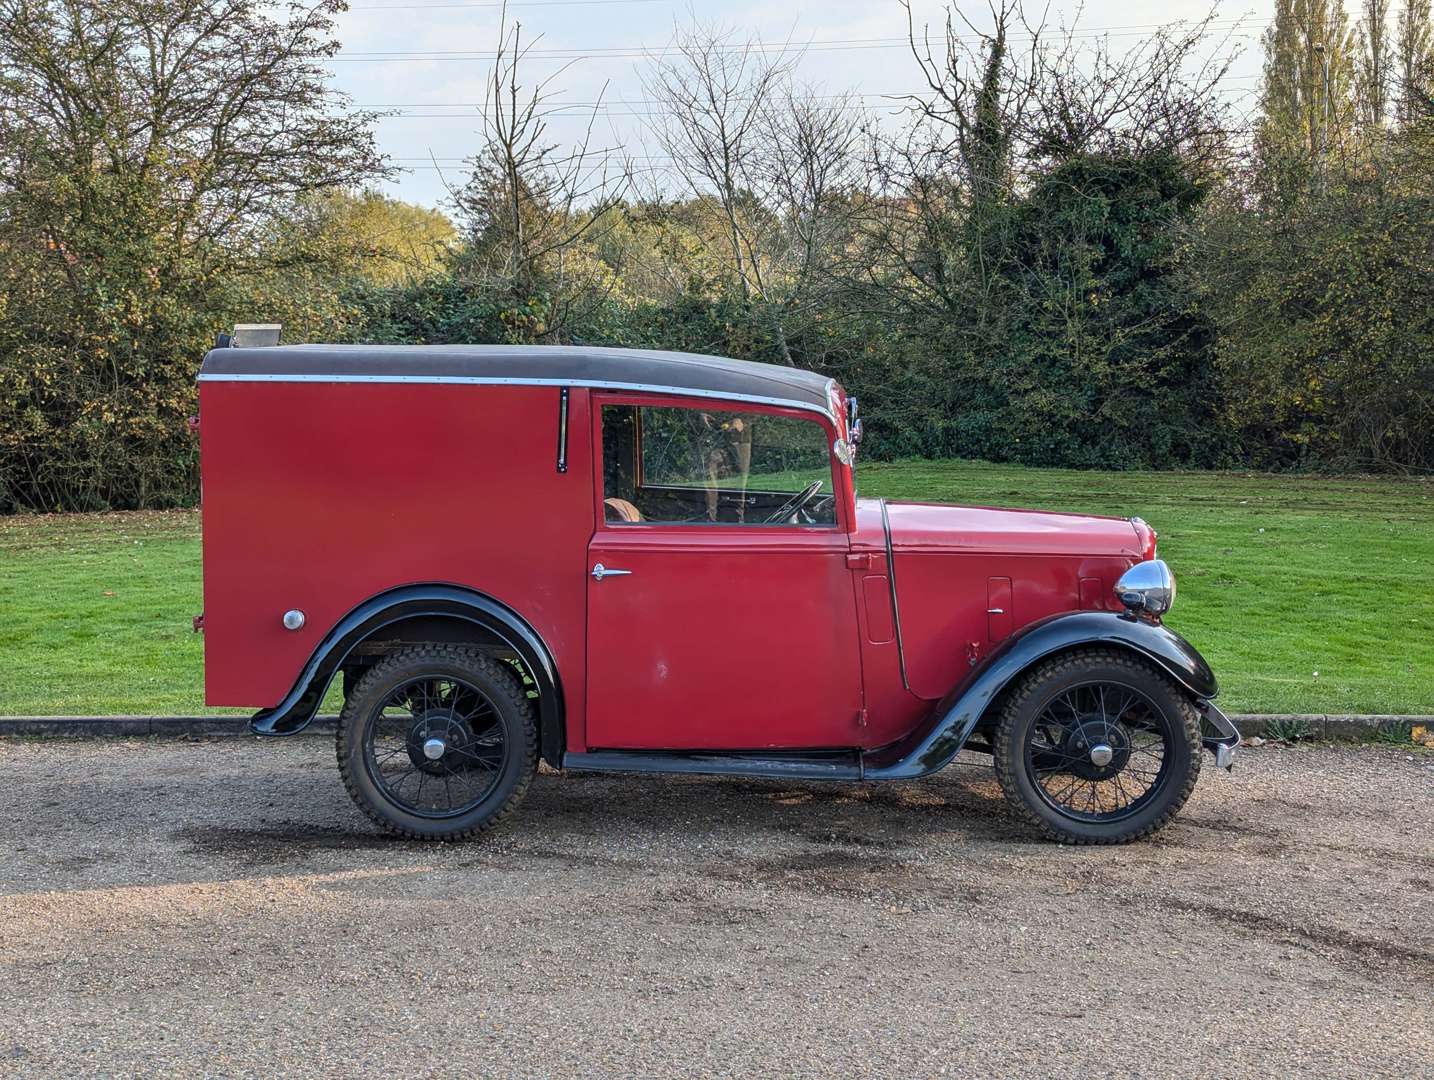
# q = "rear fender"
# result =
<box><xmin>863</xmin><ymin>611</ymin><xmax>1217</xmax><ymax>781</ymax></box>
<box><xmin>251</xmin><ymin>585</ymin><xmax>565</xmax><ymax>767</ymax></box>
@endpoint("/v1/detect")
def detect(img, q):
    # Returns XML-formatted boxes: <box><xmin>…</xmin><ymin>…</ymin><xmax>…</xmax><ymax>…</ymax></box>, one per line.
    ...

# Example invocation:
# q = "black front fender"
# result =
<box><xmin>864</xmin><ymin>611</ymin><xmax>1217</xmax><ymax>781</ymax></box>
<box><xmin>251</xmin><ymin>585</ymin><xmax>564</xmax><ymax>765</ymax></box>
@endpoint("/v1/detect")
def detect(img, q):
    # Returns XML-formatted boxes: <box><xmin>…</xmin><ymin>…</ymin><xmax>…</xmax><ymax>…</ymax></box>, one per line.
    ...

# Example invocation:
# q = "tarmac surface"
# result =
<box><xmin>0</xmin><ymin>737</ymin><xmax>1430</xmax><ymax>1078</ymax></box>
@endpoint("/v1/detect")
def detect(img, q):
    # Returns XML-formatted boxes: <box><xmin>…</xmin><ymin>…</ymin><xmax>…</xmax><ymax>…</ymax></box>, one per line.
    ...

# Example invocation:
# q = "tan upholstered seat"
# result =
<box><xmin>604</xmin><ymin>497</ymin><xmax>643</xmax><ymax>523</ymax></box>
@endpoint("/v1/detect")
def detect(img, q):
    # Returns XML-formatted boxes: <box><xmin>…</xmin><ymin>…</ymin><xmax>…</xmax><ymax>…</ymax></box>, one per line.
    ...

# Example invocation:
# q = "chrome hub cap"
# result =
<box><xmin>1026</xmin><ymin>682</ymin><xmax>1175</xmax><ymax>823</ymax></box>
<box><xmin>371</xmin><ymin>675</ymin><xmax>511</xmax><ymax>819</ymax></box>
<box><xmin>1061</xmin><ymin>719</ymin><xmax>1132</xmax><ymax>781</ymax></box>
<box><xmin>403</xmin><ymin>706</ymin><xmax>473</xmax><ymax>775</ymax></box>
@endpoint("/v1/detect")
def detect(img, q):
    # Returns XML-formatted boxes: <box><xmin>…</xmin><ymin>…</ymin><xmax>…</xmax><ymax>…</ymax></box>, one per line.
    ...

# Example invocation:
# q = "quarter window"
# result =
<box><xmin>601</xmin><ymin>403</ymin><xmax>836</xmax><ymax>526</ymax></box>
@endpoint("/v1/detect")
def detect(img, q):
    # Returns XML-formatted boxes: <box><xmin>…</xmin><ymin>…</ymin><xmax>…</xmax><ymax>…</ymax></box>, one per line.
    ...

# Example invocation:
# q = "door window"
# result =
<box><xmin>601</xmin><ymin>403</ymin><xmax>836</xmax><ymax>526</ymax></box>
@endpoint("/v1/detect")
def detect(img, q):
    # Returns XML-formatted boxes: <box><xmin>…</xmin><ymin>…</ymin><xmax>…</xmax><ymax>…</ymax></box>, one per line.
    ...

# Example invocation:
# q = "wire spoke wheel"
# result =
<box><xmin>1025</xmin><ymin>681</ymin><xmax>1172</xmax><ymax>824</ymax></box>
<box><xmin>993</xmin><ymin>650</ymin><xmax>1201</xmax><ymax>844</ymax></box>
<box><xmin>365</xmin><ymin>674</ymin><xmax>510</xmax><ymax>818</ymax></box>
<box><xmin>337</xmin><ymin>645</ymin><xmax>537</xmax><ymax>839</ymax></box>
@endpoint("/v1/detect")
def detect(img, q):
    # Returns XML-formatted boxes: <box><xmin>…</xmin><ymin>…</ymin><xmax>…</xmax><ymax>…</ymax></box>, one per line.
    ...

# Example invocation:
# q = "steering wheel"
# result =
<box><xmin>764</xmin><ymin>480</ymin><xmax>824</xmax><ymax>524</ymax></box>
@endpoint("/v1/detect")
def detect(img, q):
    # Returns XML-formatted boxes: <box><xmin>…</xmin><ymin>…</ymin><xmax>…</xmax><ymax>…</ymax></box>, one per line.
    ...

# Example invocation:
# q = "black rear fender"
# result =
<box><xmin>251</xmin><ymin>584</ymin><xmax>565</xmax><ymax>768</ymax></box>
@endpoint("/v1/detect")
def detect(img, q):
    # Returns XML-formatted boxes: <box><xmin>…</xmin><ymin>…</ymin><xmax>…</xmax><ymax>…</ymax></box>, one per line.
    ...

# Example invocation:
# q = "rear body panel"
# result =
<box><xmin>199</xmin><ymin>380</ymin><xmax>595</xmax><ymax>750</ymax></box>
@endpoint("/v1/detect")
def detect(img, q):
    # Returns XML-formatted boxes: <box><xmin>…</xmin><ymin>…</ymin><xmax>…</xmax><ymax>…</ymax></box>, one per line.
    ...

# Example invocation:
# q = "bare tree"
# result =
<box><xmin>454</xmin><ymin>5</ymin><xmax>629</xmax><ymax>340</ymax></box>
<box><xmin>900</xmin><ymin>2</ymin><xmax>1237</xmax><ymax>184</ymax></box>
<box><xmin>1025</xmin><ymin>12</ymin><xmax>1238</xmax><ymax>168</ymax></box>
<box><xmin>754</xmin><ymin>85</ymin><xmax>868</xmax><ymax>302</ymax></box>
<box><xmin>901</xmin><ymin>0</ymin><xmax>1037</xmax><ymax>211</ymax></box>
<box><xmin>641</xmin><ymin>21</ymin><xmax>793</xmax><ymax>304</ymax></box>
<box><xmin>640</xmin><ymin>23</ymin><xmax>868</xmax><ymax>361</ymax></box>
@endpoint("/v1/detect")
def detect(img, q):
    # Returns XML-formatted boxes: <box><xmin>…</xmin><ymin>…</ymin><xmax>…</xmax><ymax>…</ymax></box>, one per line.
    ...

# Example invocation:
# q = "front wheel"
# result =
<box><xmin>336</xmin><ymin>645</ymin><xmax>537</xmax><ymax>840</ymax></box>
<box><xmin>993</xmin><ymin>648</ymin><xmax>1201</xmax><ymax>844</ymax></box>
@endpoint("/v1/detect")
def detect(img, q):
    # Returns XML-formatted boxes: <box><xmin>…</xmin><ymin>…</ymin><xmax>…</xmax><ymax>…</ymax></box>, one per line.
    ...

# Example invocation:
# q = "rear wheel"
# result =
<box><xmin>336</xmin><ymin>645</ymin><xmax>537</xmax><ymax>840</ymax></box>
<box><xmin>993</xmin><ymin>649</ymin><xmax>1201</xmax><ymax>844</ymax></box>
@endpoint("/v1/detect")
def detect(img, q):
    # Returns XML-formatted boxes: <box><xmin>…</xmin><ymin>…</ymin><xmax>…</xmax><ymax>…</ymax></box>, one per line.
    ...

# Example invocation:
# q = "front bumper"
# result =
<box><xmin>1201</xmin><ymin>702</ymin><xmax>1240</xmax><ymax>770</ymax></box>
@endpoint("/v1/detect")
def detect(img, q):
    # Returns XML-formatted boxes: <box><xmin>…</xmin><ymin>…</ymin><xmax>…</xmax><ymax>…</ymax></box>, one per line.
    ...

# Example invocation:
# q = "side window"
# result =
<box><xmin>602</xmin><ymin>403</ymin><xmax>837</xmax><ymax>527</ymax></box>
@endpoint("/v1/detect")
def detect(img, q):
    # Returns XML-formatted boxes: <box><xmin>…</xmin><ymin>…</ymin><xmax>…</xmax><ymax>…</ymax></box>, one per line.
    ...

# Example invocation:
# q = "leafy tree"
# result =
<box><xmin>1194</xmin><ymin>176</ymin><xmax>1433</xmax><ymax>470</ymax></box>
<box><xmin>1396</xmin><ymin>0</ymin><xmax>1434</xmax><ymax>120</ymax></box>
<box><xmin>1357</xmin><ymin>0</ymin><xmax>1395</xmax><ymax>125</ymax></box>
<box><xmin>0</xmin><ymin>0</ymin><xmax>383</xmax><ymax>511</ymax></box>
<box><xmin>1258</xmin><ymin>0</ymin><xmax>1359</xmax><ymax>191</ymax></box>
<box><xmin>229</xmin><ymin>192</ymin><xmax>456</xmax><ymax>347</ymax></box>
<box><xmin>286</xmin><ymin>191</ymin><xmax>456</xmax><ymax>288</ymax></box>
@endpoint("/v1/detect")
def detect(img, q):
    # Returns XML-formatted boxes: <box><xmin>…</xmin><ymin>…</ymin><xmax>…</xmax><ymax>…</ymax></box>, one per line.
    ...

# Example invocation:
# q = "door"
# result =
<box><xmin>585</xmin><ymin>395</ymin><xmax>862</xmax><ymax>750</ymax></box>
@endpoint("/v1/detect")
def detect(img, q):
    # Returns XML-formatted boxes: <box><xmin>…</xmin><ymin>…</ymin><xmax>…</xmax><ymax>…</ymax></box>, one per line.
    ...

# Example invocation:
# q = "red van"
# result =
<box><xmin>197</xmin><ymin>343</ymin><xmax>1237</xmax><ymax>844</ymax></box>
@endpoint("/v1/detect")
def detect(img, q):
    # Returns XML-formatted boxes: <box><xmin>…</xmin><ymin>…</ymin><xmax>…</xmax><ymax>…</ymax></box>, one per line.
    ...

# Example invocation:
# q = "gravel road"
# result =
<box><xmin>0</xmin><ymin>738</ymin><xmax>1430</xmax><ymax>1079</ymax></box>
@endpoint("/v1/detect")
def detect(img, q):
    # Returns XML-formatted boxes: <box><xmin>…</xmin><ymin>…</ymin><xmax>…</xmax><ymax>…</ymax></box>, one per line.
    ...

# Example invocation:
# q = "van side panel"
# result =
<box><xmin>200</xmin><ymin>381</ymin><xmax>594</xmax><ymax>750</ymax></box>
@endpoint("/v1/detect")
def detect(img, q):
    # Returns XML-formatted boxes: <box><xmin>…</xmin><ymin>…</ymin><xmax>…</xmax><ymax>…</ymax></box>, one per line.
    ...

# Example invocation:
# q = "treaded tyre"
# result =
<box><xmin>993</xmin><ymin>648</ymin><xmax>1201</xmax><ymax>845</ymax></box>
<box><xmin>336</xmin><ymin>644</ymin><xmax>537</xmax><ymax>840</ymax></box>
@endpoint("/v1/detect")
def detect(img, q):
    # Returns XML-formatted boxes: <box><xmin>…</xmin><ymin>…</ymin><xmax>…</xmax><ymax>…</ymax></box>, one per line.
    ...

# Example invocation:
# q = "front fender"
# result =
<box><xmin>863</xmin><ymin>611</ymin><xmax>1217</xmax><ymax>781</ymax></box>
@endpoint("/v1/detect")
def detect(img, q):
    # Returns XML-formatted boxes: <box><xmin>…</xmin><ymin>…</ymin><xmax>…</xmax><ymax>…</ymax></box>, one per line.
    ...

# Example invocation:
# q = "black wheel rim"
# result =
<box><xmin>363</xmin><ymin>675</ymin><xmax>509</xmax><ymax>819</ymax></box>
<box><xmin>1024</xmin><ymin>680</ymin><xmax>1174</xmax><ymax>824</ymax></box>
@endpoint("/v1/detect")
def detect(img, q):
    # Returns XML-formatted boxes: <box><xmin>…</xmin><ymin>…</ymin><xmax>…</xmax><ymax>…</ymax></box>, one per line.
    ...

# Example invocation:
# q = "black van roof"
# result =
<box><xmin>199</xmin><ymin>344</ymin><xmax>838</xmax><ymax>418</ymax></box>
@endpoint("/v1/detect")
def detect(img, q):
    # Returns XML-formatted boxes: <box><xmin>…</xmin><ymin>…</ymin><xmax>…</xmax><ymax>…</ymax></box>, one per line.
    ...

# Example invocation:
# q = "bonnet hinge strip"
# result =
<box><xmin>880</xmin><ymin>498</ymin><xmax>911</xmax><ymax>691</ymax></box>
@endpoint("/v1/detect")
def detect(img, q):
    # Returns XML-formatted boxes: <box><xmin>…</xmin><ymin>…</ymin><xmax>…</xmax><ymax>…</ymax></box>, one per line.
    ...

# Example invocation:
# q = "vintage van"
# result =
<box><xmin>196</xmin><ymin>343</ymin><xmax>1237</xmax><ymax>843</ymax></box>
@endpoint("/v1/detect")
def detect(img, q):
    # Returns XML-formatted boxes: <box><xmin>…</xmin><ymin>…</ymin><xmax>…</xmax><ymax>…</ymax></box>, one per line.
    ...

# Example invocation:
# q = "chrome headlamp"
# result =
<box><xmin>1114</xmin><ymin>559</ymin><xmax>1176</xmax><ymax>618</ymax></box>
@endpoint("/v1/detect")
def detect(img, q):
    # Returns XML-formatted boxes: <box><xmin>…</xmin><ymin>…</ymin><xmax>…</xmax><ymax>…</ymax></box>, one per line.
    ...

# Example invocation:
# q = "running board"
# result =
<box><xmin>562</xmin><ymin>749</ymin><xmax>864</xmax><ymax>781</ymax></box>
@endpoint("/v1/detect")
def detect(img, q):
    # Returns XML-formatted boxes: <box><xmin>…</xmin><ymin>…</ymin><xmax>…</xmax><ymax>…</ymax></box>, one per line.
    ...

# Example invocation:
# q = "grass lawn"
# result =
<box><xmin>1</xmin><ymin>461</ymin><xmax>1430</xmax><ymax>716</ymax></box>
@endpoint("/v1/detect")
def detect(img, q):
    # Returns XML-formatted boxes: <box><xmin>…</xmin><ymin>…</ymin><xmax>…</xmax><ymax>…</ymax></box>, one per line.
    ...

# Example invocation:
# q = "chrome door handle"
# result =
<box><xmin>591</xmin><ymin>563</ymin><xmax>633</xmax><ymax>581</ymax></box>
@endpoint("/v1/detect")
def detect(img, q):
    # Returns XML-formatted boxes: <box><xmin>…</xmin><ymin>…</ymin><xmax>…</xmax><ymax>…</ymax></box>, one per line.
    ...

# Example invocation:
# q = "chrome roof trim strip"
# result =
<box><xmin>196</xmin><ymin>373</ymin><xmax>837</xmax><ymax>421</ymax></box>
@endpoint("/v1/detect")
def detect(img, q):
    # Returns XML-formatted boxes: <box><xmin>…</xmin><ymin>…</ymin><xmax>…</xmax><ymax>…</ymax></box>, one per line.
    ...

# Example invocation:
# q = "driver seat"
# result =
<box><xmin>603</xmin><ymin>497</ymin><xmax>643</xmax><ymax>523</ymax></box>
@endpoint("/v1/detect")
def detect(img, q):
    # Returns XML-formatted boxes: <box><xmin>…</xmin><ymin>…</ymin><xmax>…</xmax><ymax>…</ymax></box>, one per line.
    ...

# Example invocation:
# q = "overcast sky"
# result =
<box><xmin>325</xmin><ymin>0</ymin><xmax>1274</xmax><ymax>209</ymax></box>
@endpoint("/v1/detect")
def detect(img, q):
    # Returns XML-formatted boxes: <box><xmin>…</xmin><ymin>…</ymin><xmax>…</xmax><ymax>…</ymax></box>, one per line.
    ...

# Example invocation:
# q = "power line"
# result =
<box><xmin>348</xmin><ymin>75</ymin><xmax>1263</xmax><ymax>111</ymax></box>
<box><xmin>345</xmin><ymin>78</ymin><xmax>1261</xmax><ymax>119</ymax></box>
<box><xmin>349</xmin><ymin>90</ymin><xmax>908</xmax><ymax>108</ymax></box>
<box><xmin>335</xmin><ymin>36</ymin><xmax>913</xmax><ymax>60</ymax></box>
<box><xmin>327</xmin><ymin>21</ymin><xmax>1270</xmax><ymax>63</ymax></box>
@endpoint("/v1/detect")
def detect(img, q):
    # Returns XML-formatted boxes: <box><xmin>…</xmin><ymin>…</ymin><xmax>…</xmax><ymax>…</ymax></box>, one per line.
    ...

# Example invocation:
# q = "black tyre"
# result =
<box><xmin>336</xmin><ymin>644</ymin><xmax>537</xmax><ymax>840</ymax></box>
<box><xmin>992</xmin><ymin>648</ymin><xmax>1201</xmax><ymax>845</ymax></box>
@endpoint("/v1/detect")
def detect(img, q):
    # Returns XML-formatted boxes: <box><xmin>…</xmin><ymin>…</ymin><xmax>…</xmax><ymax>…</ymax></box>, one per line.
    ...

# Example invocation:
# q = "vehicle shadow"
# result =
<box><xmin>170</xmin><ymin>754</ymin><xmax>1038</xmax><ymax>881</ymax></box>
<box><xmin>527</xmin><ymin>759</ymin><xmax>1023</xmax><ymax>843</ymax></box>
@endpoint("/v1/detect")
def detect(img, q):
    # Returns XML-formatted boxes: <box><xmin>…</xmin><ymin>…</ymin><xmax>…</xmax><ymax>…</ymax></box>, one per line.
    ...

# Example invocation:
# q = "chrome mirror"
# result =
<box><xmin>845</xmin><ymin>397</ymin><xmax>862</xmax><ymax>444</ymax></box>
